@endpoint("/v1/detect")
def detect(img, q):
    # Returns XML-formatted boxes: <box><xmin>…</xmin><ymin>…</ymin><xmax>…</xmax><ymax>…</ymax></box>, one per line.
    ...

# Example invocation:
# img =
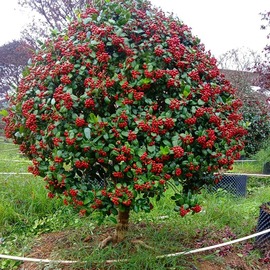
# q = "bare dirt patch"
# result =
<box><xmin>18</xmin><ymin>225</ymin><xmax>269</xmax><ymax>270</ymax></box>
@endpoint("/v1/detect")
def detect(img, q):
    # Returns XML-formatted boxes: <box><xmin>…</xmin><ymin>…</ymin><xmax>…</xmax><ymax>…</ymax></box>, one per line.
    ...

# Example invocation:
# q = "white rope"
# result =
<box><xmin>224</xmin><ymin>172</ymin><xmax>270</xmax><ymax>178</ymax></box>
<box><xmin>156</xmin><ymin>227</ymin><xmax>270</xmax><ymax>259</ymax></box>
<box><xmin>0</xmin><ymin>148</ymin><xmax>19</xmax><ymax>152</ymax></box>
<box><xmin>0</xmin><ymin>228</ymin><xmax>269</xmax><ymax>264</ymax></box>
<box><xmin>234</xmin><ymin>160</ymin><xmax>257</xmax><ymax>162</ymax></box>
<box><xmin>0</xmin><ymin>172</ymin><xmax>31</xmax><ymax>175</ymax></box>
<box><xmin>0</xmin><ymin>254</ymin><xmax>77</xmax><ymax>264</ymax></box>
<box><xmin>0</xmin><ymin>159</ymin><xmax>30</xmax><ymax>163</ymax></box>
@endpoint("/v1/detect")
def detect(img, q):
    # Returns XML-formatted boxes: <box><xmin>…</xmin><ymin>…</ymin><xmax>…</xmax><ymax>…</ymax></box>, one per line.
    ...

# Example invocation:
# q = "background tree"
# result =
<box><xmin>218</xmin><ymin>48</ymin><xmax>270</xmax><ymax>157</ymax></box>
<box><xmin>0</xmin><ymin>40</ymin><xmax>32</xmax><ymax>104</ymax></box>
<box><xmin>255</xmin><ymin>11</ymin><xmax>270</xmax><ymax>91</ymax></box>
<box><xmin>0</xmin><ymin>40</ymin><xmax>32</xmax><ymax>134</ymax></box>
<box><xmin>18</xmin><ymin>0</ymin><xmax>91</xmax><ymax>46</ymax></box>
<box><xmin>218</xmin><ymin>47</ymin><xmax>261</xmax><ymax>92</ymax></box>
<box><xmin>5</xmin><ymin>0</ymin><xmax>246</xmax><ymax>245</ymax></box>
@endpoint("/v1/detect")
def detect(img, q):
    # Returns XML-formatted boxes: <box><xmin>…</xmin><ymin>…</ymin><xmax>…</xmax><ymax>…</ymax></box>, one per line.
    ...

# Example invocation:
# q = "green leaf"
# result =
<box><xmin>121</xmin><ymin>131</ymin><xmax>128</xmax><ymax>137</ymax></box>
<box><xmin>139</xmin><ymin>78</ymin><xmax>151</xmax><ymax>85</ymax></box>
<box><xmin>110</xmin><ymin>207</ymin><xmax>118</xmax><ymax>215</ymax></box>
<box><xmin>142</xmin><ymin>205</ymin><xmax>151</xmax><ymax>212</ymax></box>
<box><xmin>138</xmin><ymin>147</ymin><xmax>146</xmax><ymax>157</ymax></box>
<box><xmin>90</xmin><ymin>40</ymin><xmax>99</xmax><ymax>46</ymax></box>
<box><xmin>165</xmin><ymin>98</ymin><xmax>171</xmax><ymax>105</ymax></box>
<box><xmin>108</xmin><ymin>216</ymin><xmax>117</xmax><ymax>224</ymax></box>
<box><xmin>111</xmin><ymin>150</ymin><xmax>119</xmax><ymax>156</ymax></box>
<box><xmin>84</xmin><ymin>192</ymin><xmax>94</xmax><ymax>204</ymax></box>
<box><xmin>108</xmin><ymin>19</ymin><xmax>116</xmax><ymax>24</ymax></box>
<box><xmin>89</xmin><ymin>113</ymin><xmax>98</xmax><ymax>124</ymax></box>
<box><xmin>116</xmin><ymin>183</ymin><xmax>122</xmax><ymax>189</ymax></box>
<box><xmin>92</xmin><ymin>135</ymin><xmax>102</xmax><ymax>143</ymax></box>
<box><xmin>163</xmin><ymin>140</ymin><xmax>171</xmax><ymax>146</ymax></box>
<box><xmin>197</xmin><ymin>99</ymin><xmax>205</xmax><ymax>105</ymax></box>
<box><xmin>133</xmin><ymin>204</ymin><xmax>139</xmax><ymax>213</ymax></box>
<box><xmin>133</xmin><ymin>29</ymin><xmax>144</xmax><ymax>34</ymax></box>
<box><xmin>147</xmin><ymin>145</ymin><xmax>155</xmax><ymax>153</ymax></box>
<box><xmin>84</xmin><ymin>128</ymin><xmax>91</xmax><ymax>139</ymax></box>
<box><xmin>83</xmin><ymin>18</ymin><xmax>92</xmax><ymax>24</ymax></box>
<box><xmin>108</xmin><ymin>144</ymin><xmax>115</xmax><ymax>149</ymax></box>
<box><xmin>22</xmin><ymin>66</ymin><xmax>30</xmax><ymax>77</ymax></box>
<box><xmin>104</xmin><ymin>96</ymin><xmax>111</xmax><ymax>104</ymax></box>
<box><xmin>160</xmin><ymin>146</ymin><xmax>170</xmax><ymax>155</ymax></box>
<box><xmin>136</xmin><ymin>161</ymin><xmax>142</xmax><ymax>168</ymax></box>
<box><xmin>0</xmin><ymin>109</ymin><xmax>8</xmax><ymax>117</ymax></box>
<box><xmin>19</xmin><ymin>125</ymin><xmax>25</xmax><ymax>133</ymax></box>
<box><xmin>183</xmin><ymin>85</ymin><xmax>191</xmax><ymax>98</ymax></box>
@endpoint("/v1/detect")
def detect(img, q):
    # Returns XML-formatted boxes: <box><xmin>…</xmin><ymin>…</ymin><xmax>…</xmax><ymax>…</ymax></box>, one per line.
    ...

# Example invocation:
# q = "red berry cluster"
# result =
<box><xmin>185</xmin><ymin>117</ymin><xmax>197</xmax><ymax>125</ymax></box>
<box><xmin>75</xmin><ymin>117</ymin><xmax>86</xmax><ymax>127</ymax></box>
<box><xmin>171</xmin><ymin>146</ymin><xmax>184</xmax><ymax>158</ymax></box>
<box><xmin>74</xmin><ymin>160</ymin><xmax>89</xmax><ymax>169</ymax></box>
<box><xmin>169</xmin><ymin>99</ymin><xmax>181</xmax><ymax>110</ymax></box>
<box><xmin>180</xmin><ymin>204</ymin><xmax>202</xmax><ymax>217</ymax></box>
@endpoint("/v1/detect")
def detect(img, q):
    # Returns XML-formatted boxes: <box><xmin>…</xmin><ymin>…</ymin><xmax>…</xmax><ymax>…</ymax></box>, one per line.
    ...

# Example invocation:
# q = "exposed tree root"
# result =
<box><xmin>98</xmin><ymin>235</ymin><xmax>114</xmax><ymax>249</ymax></box>
<box><xmin>98</xmin><ymin>209</ymin><xmax>157</xmax><ymax>250</ymax></box>
<box><xmin>98</xmin><ymin>236</ymin><xmax>156</xmax><ymax>251</ymax></box>
<box><xmin>131</xmin><ymin>239</ymin><xmax>156</xmax><ymax>251</ymax></box>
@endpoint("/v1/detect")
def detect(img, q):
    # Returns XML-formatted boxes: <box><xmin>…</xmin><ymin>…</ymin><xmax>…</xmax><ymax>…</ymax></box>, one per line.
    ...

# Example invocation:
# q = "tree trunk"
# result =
<box><xmin>113</xmin><ymin>208</ymin><xmax>130</xmax><ymax>243</ymax></box>
<box><xmin>98</xmin><ymin>208</ymin><xmax>130</xmax><ymax>248</ymax></box>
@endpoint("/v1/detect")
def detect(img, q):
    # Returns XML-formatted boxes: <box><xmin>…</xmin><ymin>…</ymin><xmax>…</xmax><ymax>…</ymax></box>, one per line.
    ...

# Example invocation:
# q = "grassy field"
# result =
<box><xmin>229</xmin><ymin>160</ymin><xmax>263</xmax><ymax>174</ymax></box>
<box><xmin>0</xmin><ymin>137</ymin><xmax>270</xmax><ymax>269</ymax></box>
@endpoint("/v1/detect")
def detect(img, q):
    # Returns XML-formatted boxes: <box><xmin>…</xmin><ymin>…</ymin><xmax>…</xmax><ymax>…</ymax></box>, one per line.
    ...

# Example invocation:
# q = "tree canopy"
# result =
<box><xmin>218</xmin><ymin>48</ymin><xmax>270</xmax><ymax>156</ymax></box>
<box><xmin>18</xmin><ymin>0</ymin><xmax>91</xmax><ymax>46</ymax></box>
<box><xmin>0</xmin><ymin>40</ymin><xmax>32</xmax><ymax>108</ymax></box>
<box><xmin>4</xmin><ymin>0</ymin><xmax>247</xmax><ymax>243</ymax></box>
<box><xmin>256</xmin><ymin>11</ymin><xmax>270</xmax><ymax>91</ymax></box>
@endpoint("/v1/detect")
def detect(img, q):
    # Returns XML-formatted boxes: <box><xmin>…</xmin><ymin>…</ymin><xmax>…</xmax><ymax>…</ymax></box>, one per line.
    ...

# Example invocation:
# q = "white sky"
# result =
<box><xmin>150</xmin><ymin>0</ymin><xmax>269</xmax><ymax>57</ymax></box>
<box><xmin>0</xmin><ymin>0</ymin><xmax>269</xmax><ymax>58</ymax></box>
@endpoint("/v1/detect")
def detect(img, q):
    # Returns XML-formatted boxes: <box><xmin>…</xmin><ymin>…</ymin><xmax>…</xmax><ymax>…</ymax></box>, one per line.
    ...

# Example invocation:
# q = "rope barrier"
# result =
<box><xmin>224</xmin><ymin>172</ymin><xmax>270</xmax><ymax>178</ymax></box>
<box><xmin>0</xmin><ymin>148</ymin><xmax>19</xmax><ymax>152</ymax></box>
<box><xmin>0</xmin><ymin>228</ymin><xmax>269</xmax><ymax>265</ymax></box>
<box><xmin>0</xmin><ymin>172</ymin><xmax>31</xmax><ymax>175</ymax></box>
<box><xmin>156</xmin><ymin>228</ymin><xmax>270</xmax><ymax>259</ymax></box>
<box><xmin>0</xmin><ymin>159</ymin><xmax>30</xmax><ymax>163</ymax></box>
<box><xmin>234</xmin><ymin>160</ymin><xmax>257</xmax><ymax>162</ymax></box>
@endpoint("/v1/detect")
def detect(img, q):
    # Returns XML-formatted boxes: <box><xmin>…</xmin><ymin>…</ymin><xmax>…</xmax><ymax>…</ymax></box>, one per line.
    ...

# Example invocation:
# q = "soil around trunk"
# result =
<box><xmin>17</xmin><ymin>224</ymin><xmax>270</xmax><ymax>270</ymax></box>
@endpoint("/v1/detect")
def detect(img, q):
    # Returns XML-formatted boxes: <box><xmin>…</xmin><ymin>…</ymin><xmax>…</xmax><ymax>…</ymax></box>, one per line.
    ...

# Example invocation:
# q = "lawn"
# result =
<box><xmin>0</xmin><ymin>137</ymin><xmax>270</xmax><ymax>269</ymax></box>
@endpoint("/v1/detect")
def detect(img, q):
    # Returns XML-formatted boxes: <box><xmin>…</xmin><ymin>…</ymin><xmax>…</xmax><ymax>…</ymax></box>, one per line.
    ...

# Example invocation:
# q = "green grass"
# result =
<box><xmin>230</xmin><ymin>161</ymin><xmax>263</xmax><ymax>174</ymax></box>
<box><xmin>0</xmin><ymin>138</ymin><xmax>270</xmax><ymax>269</ymax></box>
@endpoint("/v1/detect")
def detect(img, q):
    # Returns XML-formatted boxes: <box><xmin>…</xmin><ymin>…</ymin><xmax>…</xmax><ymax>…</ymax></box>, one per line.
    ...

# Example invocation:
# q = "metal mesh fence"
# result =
<box><xmin>214</xmin><ymin>174</ymin><xmax>248</xmax><ymax>197</ymax></box>
<box><xmin>255</xmin><ymin>202</ymin><xmax>270</xmax><ymax>248</ymax></box>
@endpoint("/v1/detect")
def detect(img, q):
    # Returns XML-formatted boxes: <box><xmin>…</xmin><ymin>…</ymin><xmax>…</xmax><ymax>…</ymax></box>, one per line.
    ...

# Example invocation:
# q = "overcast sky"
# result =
<box><xmin>150</xmin><ymin>0</ymin><xmax>269</xmax><ymax>57</ymax></box>
<box><xmin>0</xmin><ymin>0</ymin><xmax>269</xmax><ymax>58</ymax></box>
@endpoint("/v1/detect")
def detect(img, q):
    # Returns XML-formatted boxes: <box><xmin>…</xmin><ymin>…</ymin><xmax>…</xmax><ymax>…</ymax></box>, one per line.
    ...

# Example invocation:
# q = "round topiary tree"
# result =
<box><xmin>4</xmin><ymin>0</ymin><xmax>247</xmax><ymax>245</ymax></box>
